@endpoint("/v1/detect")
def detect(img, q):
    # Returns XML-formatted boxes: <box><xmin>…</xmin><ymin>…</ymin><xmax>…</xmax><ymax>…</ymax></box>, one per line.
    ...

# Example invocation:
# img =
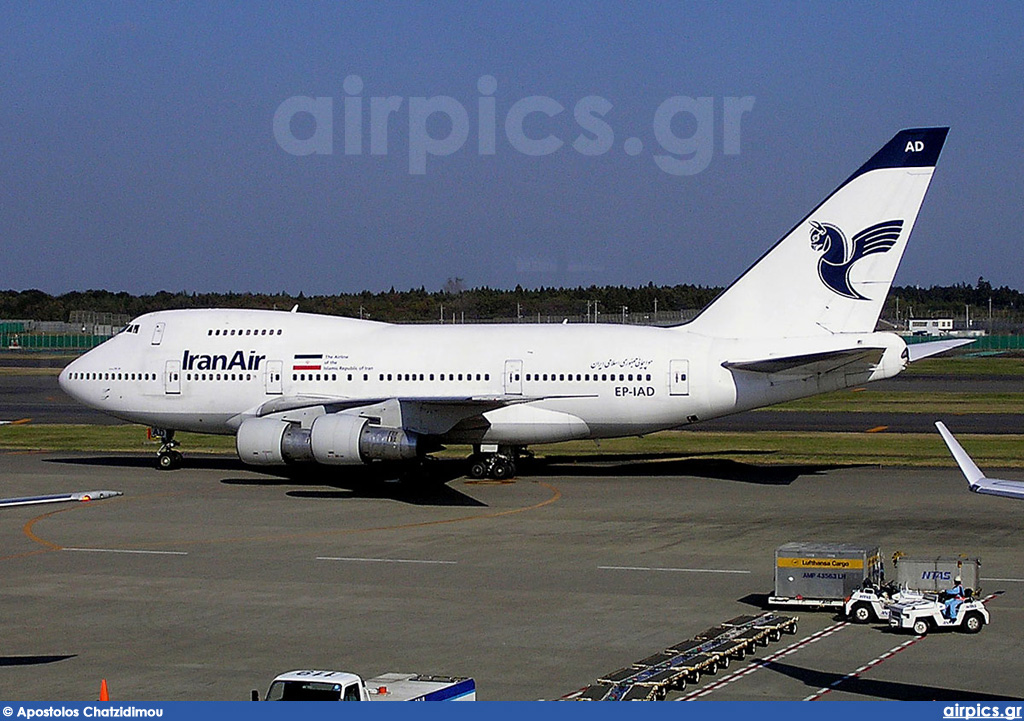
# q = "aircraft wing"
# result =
<box><xmin>908</xmin><ymin>338</ymin><xmax>976</xmax><ymax>362</ymax></box>
<box><xmin>247</xmin><ymin>393</ymin><xmax>598</xmax><ymax>436</ymax></box>
<box><xmin>252</xmin><ymin>393</ymin><xmax>595</xmax><ymax>418</ymax></box>
<box><xmin>0</xmin><ymin>490</ymin><xmax>122</xmax><ymax>508</ymax></box>
<box><xmin>935</xmin><ymin>421</ymin><xmax>1024</xmax><ymax>500</ymax></box>
<box><xmin>722</xmin><ymin>347</ymin><xmax>885</xmax><ymax>376</ymax></box>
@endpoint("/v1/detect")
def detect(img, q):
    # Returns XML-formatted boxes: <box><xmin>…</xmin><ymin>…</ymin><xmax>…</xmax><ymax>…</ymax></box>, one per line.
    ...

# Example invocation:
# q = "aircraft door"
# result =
<box><xmin>151</xmin><ymin>322</ymin><xmax>165</xmax><ymax>345</ymax></box>
<box><xmin>504</xmin><ymin>359</ymin><xmax>523</xmax><ymax>395</ymax></box>
<box><xmin>669</xmin><ymin>359</ymin><xmax>689</xmax><ymax>396</ymax></box>
<box><xmin>265</xmin><ymin>360</ymin><xmax>283</xmax><ymax>395</ymax></box>
<box><xmin>164</xmin><ymin>360</ymin><xmax>181</xmax><ymax>395</ymax></box>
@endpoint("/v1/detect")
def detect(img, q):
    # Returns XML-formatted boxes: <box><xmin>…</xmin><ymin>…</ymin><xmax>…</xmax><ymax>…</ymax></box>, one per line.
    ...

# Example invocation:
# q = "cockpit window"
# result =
<box><xmin>119</xmin><ymin>324</ymin><xmax>140</xmax><ymax>335</ymax></box>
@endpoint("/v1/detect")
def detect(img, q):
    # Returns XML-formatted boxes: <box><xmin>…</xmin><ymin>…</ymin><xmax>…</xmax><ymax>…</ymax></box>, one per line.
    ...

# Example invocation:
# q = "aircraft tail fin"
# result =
<box><xmin>687</xmin><ymin>128</ymin><xmax>948</xmax><ymax>339</ymax></box>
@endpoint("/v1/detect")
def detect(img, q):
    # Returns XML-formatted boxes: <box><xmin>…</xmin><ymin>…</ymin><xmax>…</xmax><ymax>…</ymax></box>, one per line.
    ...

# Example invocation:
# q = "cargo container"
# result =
<box><xmin>769</xmin><ymin>542</ymin><xmax>883</xmax><ymax>608</ymax></box>
<box><xmin>894</xmin><ymin>556</ymin><xmax>981</xmax><ymax>593</ymax></box>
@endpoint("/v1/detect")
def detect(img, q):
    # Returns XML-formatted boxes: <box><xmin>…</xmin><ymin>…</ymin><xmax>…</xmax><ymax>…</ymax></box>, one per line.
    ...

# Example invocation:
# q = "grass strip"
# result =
<box><xmin>768</xmin><ymin>390</ymin><xmax>1024</xmax><ymax>414</ymax></box>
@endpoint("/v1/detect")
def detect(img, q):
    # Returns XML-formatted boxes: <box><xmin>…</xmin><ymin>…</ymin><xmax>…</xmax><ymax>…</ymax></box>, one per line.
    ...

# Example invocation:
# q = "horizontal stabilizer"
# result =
<box><xmin>907</xmin><ymin>338</ymin><xmax>975</xmax><ymax>362</ymax></box>
<box><xmin>936</xmin><ymin>421</ymin><xmax>1024</xmax><ymax>500</ymax></box>
<box><xmin>722</xmin><ymin>347</ymin><xmax>885</xmax><ymax>375</ymax></box>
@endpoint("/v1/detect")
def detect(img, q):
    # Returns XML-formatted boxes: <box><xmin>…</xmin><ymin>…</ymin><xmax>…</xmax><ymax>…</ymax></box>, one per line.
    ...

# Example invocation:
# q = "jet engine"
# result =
<box><xmin>236</xmin><ymin>415</ymin><xmax>419</xmax><ymax>467</ymax></box>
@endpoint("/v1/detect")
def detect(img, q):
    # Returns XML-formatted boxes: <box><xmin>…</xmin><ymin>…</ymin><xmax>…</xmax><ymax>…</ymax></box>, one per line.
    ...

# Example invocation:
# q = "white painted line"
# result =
<box><xmin>63</xmin><ymin>547</ymin><xmax>188</xmax><ymax>556</ymax></box>
<box><xmin>802</xmin><ymin>591</ymin><xmax>1005</xmax><ymax>702</ymax></box>
<box><xmin>599</xmin><ymin>565</ymin><xmax>751</xmax><ymax>575</ymax></box>
<box><xmin>680</xmin><ymin>621</ymin><xmax>850</xmax><ymax>700</ymax></box>
<box><xmin>987</xmin><ymin>577</ymin><xmax>1024</xmax><ymax>583</ymax></box>
<box><xmin>803</xmin><ymin>635</ymin><xmax>920</xmax><ymax>701</ymax></box>
<box><xmin>316</xmin><ymin>556</ymin><xmax>457</xmax><ymax>565</ymax></box>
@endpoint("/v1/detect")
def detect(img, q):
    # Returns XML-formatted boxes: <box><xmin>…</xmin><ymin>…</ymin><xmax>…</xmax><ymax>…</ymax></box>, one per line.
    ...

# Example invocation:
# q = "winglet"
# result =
<box><xmin>936</xmin><ymin>421</ymin><xmax>1024</xmax><ymax>500</ymax></box>
<box><xmin>935</xmin><ymin>421</ymin><xmax>985</xmax><ymax>486</ymax></box>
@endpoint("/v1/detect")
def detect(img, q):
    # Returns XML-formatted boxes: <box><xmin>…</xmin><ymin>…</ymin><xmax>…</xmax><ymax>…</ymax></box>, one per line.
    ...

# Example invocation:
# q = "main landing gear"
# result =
<box><xmin>152</xmin><ymin>427</ymin><xmax>183</xmax><ymax>470</ymax></box>
<box><xmin>467</xmin><ymin>446</ymin><xmax>529</xmax><ymax>480</ymax></box>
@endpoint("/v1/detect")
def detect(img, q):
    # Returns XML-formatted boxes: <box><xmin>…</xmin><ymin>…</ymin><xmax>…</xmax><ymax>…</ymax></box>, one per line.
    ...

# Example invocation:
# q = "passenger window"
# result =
<box><xmin>207</xmin><ymin>330</ymin><xmax>212</xmax><ymax>336</ymax></box>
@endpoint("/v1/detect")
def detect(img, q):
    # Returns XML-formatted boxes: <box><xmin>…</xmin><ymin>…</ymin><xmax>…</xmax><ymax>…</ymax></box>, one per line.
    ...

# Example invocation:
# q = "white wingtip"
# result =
<box><xmin>935</xmin><ymin>421</ymin><xmax>985</xmax><ymax>485</ymax></box>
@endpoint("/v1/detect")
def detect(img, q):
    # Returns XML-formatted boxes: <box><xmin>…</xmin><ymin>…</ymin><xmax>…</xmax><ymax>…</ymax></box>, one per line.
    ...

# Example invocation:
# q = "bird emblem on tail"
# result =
<box><xmin>809</xmin><ymin>219</ymin><xmax>904</xmax><ymax>300</ymax></box>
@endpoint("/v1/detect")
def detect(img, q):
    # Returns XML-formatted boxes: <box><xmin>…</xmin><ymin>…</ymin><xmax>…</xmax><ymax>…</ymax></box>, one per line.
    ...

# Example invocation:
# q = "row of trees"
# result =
<box><xmin>1</xmin><ymin>278</ymin><xmax>1021</xmax><ymax>325</ymax></box>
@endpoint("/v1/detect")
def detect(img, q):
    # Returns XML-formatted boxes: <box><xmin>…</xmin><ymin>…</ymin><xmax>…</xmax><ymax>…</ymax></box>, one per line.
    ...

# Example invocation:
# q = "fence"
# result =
<box><xmin>1</xmin><ymin>332</ymin><xmax>110</xmax><ymax>351</ymax></box>
<box><xmin>902</xmin><ymin>334</ymin><xmax>1024</xmax><ymax>351</ymax></box>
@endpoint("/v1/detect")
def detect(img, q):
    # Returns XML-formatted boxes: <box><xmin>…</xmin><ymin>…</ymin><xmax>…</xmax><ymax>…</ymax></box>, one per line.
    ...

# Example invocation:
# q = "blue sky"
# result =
<box><xmin>3</xmin><ymin>2</ymin><xmax>1022</xmax><ymax>295</ymax></box>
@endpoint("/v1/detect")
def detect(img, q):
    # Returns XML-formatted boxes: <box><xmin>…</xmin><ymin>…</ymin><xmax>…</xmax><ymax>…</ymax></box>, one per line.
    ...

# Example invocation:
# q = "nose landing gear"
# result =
<box><xmin>152</xmin><ymin>428</ymin><xmax>183</xmax><ymax>470</ymax></box>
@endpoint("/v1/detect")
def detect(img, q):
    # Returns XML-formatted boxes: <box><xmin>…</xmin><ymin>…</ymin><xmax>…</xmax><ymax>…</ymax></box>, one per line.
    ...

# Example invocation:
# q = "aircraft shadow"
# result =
<box><xmin>221</xmin><ymin>459</ymin><xmax>486</xmax><ymax>507</ymax></box>
<box><xmin>0</xmin><ymin>654</ymin><xmax>76</xmax><ymax>667</ymax></box>
<box><xmin>47</xmin><ymin>455</ymin><xmax>243</xmax><ymax>471</ymax></box>
<box><xmin>529</xmin><ymin>454</ymin><xmax>855</xmax><ymax>486</ymax></box>
<box><xmin>47</xmin><ymin>452</ymin><xmax>861</xmax><ymax>490</ymax></box>
<box><xmin>48</xmin><ymin>455</ymin><xmax>484</xmax><ymax>507</ymax></box>
<box><xmin>758</xmin><ymin>660</ymin><xmax>1022</xmax><ymax>701</ymax></box>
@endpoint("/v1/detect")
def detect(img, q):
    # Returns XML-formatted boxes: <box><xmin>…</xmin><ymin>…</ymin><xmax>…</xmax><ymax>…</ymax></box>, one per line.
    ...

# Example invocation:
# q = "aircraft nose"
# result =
<box><xmin>59</xmin><ymin>357</ymin><xmax>82</xmax><ymax>400</ymax></box>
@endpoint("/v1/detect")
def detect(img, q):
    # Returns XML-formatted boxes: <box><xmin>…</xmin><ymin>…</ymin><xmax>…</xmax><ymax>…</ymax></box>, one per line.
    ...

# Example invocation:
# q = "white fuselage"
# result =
<box><xmin>59</xmin><ymin>308</ymin><xmax>907</xmax><ymax>447</ymax></box>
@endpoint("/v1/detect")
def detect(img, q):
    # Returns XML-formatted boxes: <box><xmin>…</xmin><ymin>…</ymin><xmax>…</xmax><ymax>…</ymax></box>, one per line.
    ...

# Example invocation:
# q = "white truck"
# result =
<box><xmin>888</xmin><ymin>592</ymin><xmax>989</xmax><ymax>635</ymax></box>
<box><xmin>254</xmin><ymin>669</ymin><xmax>476</xmax><ymax>701</ymax></box>
<box><xmin>845</xmin><ymin>555</ymin><xmax>982</xmax><ymax>624</ymax></box>
<box><xmin>845</xmin><ymin>582</ymin><xmax>922</xmax><ymax>623</ymax></box>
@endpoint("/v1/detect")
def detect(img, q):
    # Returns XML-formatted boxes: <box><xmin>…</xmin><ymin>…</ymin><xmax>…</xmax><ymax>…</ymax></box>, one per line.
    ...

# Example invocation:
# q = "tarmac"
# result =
<box><xmin>2</xmin><ymin>356</ymin><xmax>1023</xmax><ymax>701</ymax></box>
<box><xmin>2</xmin><ymin>450</ymin><xmax>1023</xmax><ymax>701</ymax></box>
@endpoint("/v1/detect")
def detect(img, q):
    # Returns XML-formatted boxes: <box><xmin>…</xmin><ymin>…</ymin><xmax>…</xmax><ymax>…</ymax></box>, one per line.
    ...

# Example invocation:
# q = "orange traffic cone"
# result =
<box><xmin>99</xmin><ymin>679</ymin><xmax>109</xmax><ymax>702</ymax></box>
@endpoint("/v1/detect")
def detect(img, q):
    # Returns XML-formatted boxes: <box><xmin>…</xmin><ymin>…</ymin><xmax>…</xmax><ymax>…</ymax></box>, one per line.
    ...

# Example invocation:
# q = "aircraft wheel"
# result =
<box><xmin>491</xmin><ymin>459</ymin><xmax>515</xmax><ymax>480</ymax></box>
<box><xmin>158</xmin><ymin>451</ymin><xmax>181</xmax><ymax>470</ymax></box>
<box><xmin>468</xmin><ymin>461</ymin><xmax>489</xmax><ymax>479</ymax></box>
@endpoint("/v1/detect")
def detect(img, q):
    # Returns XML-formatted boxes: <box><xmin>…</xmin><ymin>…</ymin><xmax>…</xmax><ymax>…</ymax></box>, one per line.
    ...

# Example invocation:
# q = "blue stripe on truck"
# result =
<box><xmin>418</xmin><ymin>678</ymin><xmax>476</xmax><ymax>701</ymax></box>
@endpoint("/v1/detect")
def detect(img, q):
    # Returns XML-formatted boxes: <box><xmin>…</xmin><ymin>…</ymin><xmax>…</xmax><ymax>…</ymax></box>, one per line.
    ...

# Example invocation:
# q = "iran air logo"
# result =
<box><xmin>809</xmin><ymin>219</ymin><xmax>904</xmax><ymax>300</ymax></box>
